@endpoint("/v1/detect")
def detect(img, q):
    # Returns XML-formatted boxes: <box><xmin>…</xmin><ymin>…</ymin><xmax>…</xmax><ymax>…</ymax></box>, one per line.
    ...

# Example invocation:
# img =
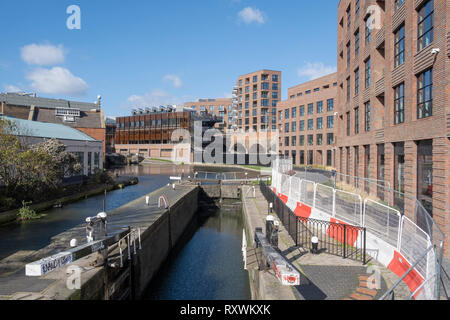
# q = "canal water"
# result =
<box><xmin>144</xmin><ymin>199</ymin><xmax>251</xmax><ymax>300</ymax></box>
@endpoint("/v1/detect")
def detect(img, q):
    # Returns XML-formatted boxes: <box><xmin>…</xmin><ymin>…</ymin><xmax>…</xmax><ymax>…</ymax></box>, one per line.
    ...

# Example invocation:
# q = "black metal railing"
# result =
<box><xmin>260</xmin><ymin>181</ymin><xmax>367</xmax><ymax>264</ymax></box>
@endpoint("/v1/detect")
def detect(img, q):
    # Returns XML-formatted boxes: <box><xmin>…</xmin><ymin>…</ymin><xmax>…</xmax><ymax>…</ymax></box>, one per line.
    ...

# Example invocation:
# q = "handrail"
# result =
<box><xmin>379</xmin><ymin>245</ymin><xmax>435</xmax><ymax>300</ymax></box>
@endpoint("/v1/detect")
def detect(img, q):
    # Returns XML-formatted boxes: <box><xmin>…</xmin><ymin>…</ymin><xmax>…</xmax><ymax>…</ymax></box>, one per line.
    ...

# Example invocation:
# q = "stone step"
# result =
<box><xmin>350</xmin><ymin>293</ymin><xmax>373</xmax><ymax>300</ymax></box>
<box><xmin>359</xmin><ymin>281</ymin><xmax>368</xmax><ymax>288</ymax></box>
<box><xmin>356</xmin><ymin>287</ymin><xmax>378</xmax><ymax>298</ymax></box>
<box><xmin>358</xmin><ymin>275</ymin><xmax>370</xmax><ymax>281</ymax></box>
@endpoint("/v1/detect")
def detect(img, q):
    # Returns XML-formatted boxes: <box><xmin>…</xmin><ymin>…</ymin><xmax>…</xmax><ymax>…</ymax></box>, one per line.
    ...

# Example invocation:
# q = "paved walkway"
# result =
<box><xmin>241</xmin><ymin>185</ymin><xmax>414</xmax><ymax>300</ymax></box>
<box><xmin>0</xmin><ymin>184</ymin><xmax>196</xmax><ymax>299</ymax></box>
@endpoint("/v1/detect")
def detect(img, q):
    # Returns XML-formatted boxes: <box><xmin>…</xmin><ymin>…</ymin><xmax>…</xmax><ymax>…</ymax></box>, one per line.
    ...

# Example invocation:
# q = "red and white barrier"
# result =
<box><xmin>271</xmin><ymin>185</ymin><xmax>431</xmax><ymax>299</ymax></box>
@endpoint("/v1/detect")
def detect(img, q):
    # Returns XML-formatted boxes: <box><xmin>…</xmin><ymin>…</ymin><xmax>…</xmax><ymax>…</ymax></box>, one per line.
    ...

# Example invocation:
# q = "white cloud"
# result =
<box><xmin>21</xmin><ymin>43</ymin><xmax>65</xmax><ymax>66</ymax></box>
<box><xmin>26</xmin><ymin>67</ymin><xmax>88</xmax><ymax>96</ymax></box>
<box><xmin>297</xmin><ymin>62</ymin><xmax>337</xmax><ymax>81</ymax></box>
<box><xmin>238</xmin><ymin>7</ymin><xmax>265</xmax><ymax>24</ymax></box>
<box><xmin>127</xmin><ymin>89</ymin><xmax>182</xmax><ymax>107</ymax></box>
<box><xmin>163</xmin><ymin>74</ymin><xmax>183</xmax><ymax>88</ymax></box>
<box><xmin>4</xmin><ymin>84</ymin><xmax>23</xmax><ymax>92</ymax></box>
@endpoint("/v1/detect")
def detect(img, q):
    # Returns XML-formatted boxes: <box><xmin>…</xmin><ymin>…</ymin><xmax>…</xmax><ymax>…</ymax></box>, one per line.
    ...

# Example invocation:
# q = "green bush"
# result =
<box><xmin>18</xmin><ymin>201</ymin><xmax>37</xmax><ymax>220</ymax></box>
<box><xmin>91</xmin><ymin>168</ymin><xmax>115</xmax><ymax>185</ymax></box>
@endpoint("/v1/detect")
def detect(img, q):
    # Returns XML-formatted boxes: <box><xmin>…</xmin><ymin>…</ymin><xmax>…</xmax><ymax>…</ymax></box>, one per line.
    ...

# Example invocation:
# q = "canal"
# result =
<box><xmin>143</xmin><ymin>199</ymin><xmax>251</xmax><ymax>300</ymax></box>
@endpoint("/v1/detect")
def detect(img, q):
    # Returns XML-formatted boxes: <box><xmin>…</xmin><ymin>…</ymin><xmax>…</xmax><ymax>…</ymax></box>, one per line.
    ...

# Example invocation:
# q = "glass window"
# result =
<box><xmin>300</xmin><ymin>135</ymin><xmax>305</xmax><ymax>146</ymax></box>
<box><xmin>394</xmin><ymin>25</ymin><xmax>405</xmax><ymax>67</ymax></box>
<box><xmin>417</xmin><ymin>140</ymin><xmax>433</xmax><ymax>216</ymax></box>
<box><xmin>300</xmin><ymin>105</ymin><xmax>305</xmax><ymax>116</ymax></box>
<box><xmin>355</xmin><ymin>29</ymin><xmax>360</xmax><ymax>56</ymax></box>
<box><xmin>308</xmin><ymin>135</ymin><xmax>314</xmax><ymax>146</ymax></box>
<box><xmin>308</xmin><ymin>103</ymin><xmax>314</xmax><ymax>115</ymax></box>
<box><xmin>394</xmin><ymin>83</ymin><xmax>405</xmax><ymax>124</ymax></box>
<box><xmin>327</xmin><ymin>133</ymin><xmax>334</xmax><ymax>145</ymax></box>
<box><xmin>308</xmin><ymin>119</ymin><xmax>314</xmax><ymax>131</ymax></box>
<box><xmin>272</xmin><ymin>74</ymin><xmax>279</xmax><ymax>82</ymax></box>
<box><xmin>292</xmin><ymin>107</ymin><xmax>297</xmax><ymax>118</ymax></box>
<box><xmin>317</xmin><ymin>134</ymin><xmax>323</xmax><ymax>146</ymax></box>
<box><xmin>327</xmin><ymin>99</ymin><xmax>334</xmax><ymax>111</ymax></box>
<box><xmin>327</xmin><ymin>116</ymin><xmax>334</xmax><ymax>128</ymax></box>
<box><xmin>317</xmin><ymin>101</ymin><xmax>323</xmax><ymax>114</ymax></box>
<box><xmin>355</xmin><ymin>68</ymin><xmax>360</xmax><ymax>95</ymax></box>
<box><xmin>300</xmin><ymin>120</ymin><xmax>305</xmax><ymax>131</ymax></box>
<box><xmin>317</xmin><ymin>117</ymin><xmax>323</xmax><ymax>130</ymax></box>
<box><xmin>285</xmin><ymin>109</ymin><xmax>290</xmax><ymax>119</ymax></box>
<box><xmin>418</xmin><ymin>0</ymin><xmax>434</xmax><ymax>51</ymax></box>
<box><xmin>292</xmin><ymin>121</ymin><xmax>297</xmax><ymax>132</ymax></box>
<box><xmin>354</xmin><ymin>107</ymin><xmax>360</xmax><ymax>134</ymax></box>
<box><xmin>365</xmin><ymin>19</ymin><xmax>371</xmax><ymax>44</ymax></box>
<box><xmin>417</xmin><ymin>68</ymin><xmax>433</xmax><ymax>119</ymax></box>
<box><xmin>395</xmin><ymin>0</ymin><xmax>405</xmax><ymax>11</ymax></box>
<box><xmin>365</xmin><ymin>58</ymin><xmax>371</xmax><ymax>88</ymax></box>
<box><xmin>285</xmin><ymin>123</ymin><xmax>289</xmax><ymax>133</ymax></box>
<box><xmin>365</xmin><ymin>102</ymin><xmax>371</xmax><ymax>132</ymax></box>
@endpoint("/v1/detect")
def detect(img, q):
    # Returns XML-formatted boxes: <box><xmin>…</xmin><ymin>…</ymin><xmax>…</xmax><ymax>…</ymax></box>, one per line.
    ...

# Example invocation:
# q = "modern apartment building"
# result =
<box><xmin>278</xmin><ymin>73</ymin><xmax>338</xmax><ymax>167</ymax></box>
<box><xmin>336</xmin><ymin>0</ymin><xmax>449</xmax><ymax>253</ymax></box>
<box><xmin>235</xmin><ymin>70</ymin><xmax>282</xmax><ymax>132</ymax></box>
<box><xmin>183</xmin><ymin>98</ymin><xmax>232</xmax><ymax>132</ymax></box>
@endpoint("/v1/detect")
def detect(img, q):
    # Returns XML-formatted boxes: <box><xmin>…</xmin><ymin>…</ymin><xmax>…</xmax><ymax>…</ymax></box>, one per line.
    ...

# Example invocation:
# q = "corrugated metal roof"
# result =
<box><xmin>1</xmin><ymin>116</ymin><xmax>98</xmax><ymax>142</ymax></box>
<box><xmin>0</xmin><ymin>93</ymin><xmax>98</xmax><ymax>112</ymax></box>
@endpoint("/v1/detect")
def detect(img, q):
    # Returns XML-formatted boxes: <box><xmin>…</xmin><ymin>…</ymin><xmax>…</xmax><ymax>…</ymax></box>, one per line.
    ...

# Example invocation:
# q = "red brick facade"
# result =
<box><xmin>336</xmin><ymin>0</ymin><xmax>449</xmax><ymax>256</ymax></box>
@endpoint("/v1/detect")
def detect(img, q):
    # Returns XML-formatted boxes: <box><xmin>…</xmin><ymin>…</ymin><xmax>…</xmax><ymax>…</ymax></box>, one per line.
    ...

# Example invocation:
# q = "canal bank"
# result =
<box><xmin>0</xmin><ymin>176</ymin><xmax>139</xmax><ymax>226</ymax></box>
<box><xmin>0</xmin><ymin>181</ymin><xmax>253</xmax><ymax>300</ymax></box>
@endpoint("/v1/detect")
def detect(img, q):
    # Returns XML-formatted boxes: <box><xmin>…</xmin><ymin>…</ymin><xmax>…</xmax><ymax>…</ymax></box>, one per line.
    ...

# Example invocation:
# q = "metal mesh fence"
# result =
<box><xmin>280</xmin><ymin>174</ymin><xmax>290</xmax><ymax>196</ymax></box>
<box><xmin>364</xmin><ymin>199</ymin><xmax>401</xmax><ymax>248</ymax></box>
<box><xmin>299</xmin><ymin>180</ymin><xmax>315</xmax><ymax>207</ymax></box>
<box><xmin>290</xmin><ymin>176</ymin><xmax>301</xmax><ymax>202</ymax></box>
<box><xmin>315</xmin><ymin>184</ymin><xmax>335</xmax><ymax>216</ymax></box>
<box><xmin>334</xmin><ymin>189</ymin><xmax>362</xmax><ymax>226</ymax></box>
<box><xmin>271</xmin><ymin>158</ymin><xmax>444</xmax><ymax>300</ymax></box>
<box><xmin>400</xmin><ymin>216</ymin><xmax>430</xmax><ymax>280</ymax></box>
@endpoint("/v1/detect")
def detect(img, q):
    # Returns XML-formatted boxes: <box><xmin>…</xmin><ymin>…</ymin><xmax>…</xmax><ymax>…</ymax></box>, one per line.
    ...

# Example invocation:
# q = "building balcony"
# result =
<box><xmin>375</xmin><ymin>26</ymin><xmax>385</xmax><ymax>50</ymax></box>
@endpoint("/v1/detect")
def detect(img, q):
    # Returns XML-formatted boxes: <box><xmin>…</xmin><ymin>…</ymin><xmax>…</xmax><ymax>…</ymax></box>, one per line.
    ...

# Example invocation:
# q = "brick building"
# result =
<box><xmin>278</xmin><ymin>73</ymin><xmax>338</xmax><ymax>167</ymax></box>
<box><xmin>0</xmin><ymin>93</ymin><xmax>106</xmax><ymax>155</ymax></box>
<box><xmin>235</xmin><ymin>70</ymin><xmax>282</xmax><ymax>132</ymax></box>
<box><xmin>336</xmin><ymin>0</ymin><xmax>449</xmax><ymax>254</ymax></box>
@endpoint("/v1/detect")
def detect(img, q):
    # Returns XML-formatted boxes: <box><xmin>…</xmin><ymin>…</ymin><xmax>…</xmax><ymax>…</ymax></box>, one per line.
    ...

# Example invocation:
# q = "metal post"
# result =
<box><xmin>363</xmin><ymin>227</ymin><xmax>367</xmax><ymax>265</ymax></box>
<box><xmin>343</xmin><ymin>224</ymin><xmax>347</xmax><ymax>259</ymax></box>
<box><xmin>103</xmin><ymin>189</ymin><xmax>107</xmax><ymax>212</ymax></box>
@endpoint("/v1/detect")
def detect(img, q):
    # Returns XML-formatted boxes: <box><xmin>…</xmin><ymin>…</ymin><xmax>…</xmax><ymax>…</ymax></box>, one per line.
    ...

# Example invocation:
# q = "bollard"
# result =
<box><xmin>86</xmin><ymin>218</ymin><xmax>95</xmax><ymax>243</ymax></box>
<box><xmin>70</xmin><ymin>239</ymin><xmax>78</xmax><ymax>248</ymax></box>
<box><xmin>311</xmin><ymin>236</ymin><xmax>319</xmax><ymax>254</ymax></box>
<box><xmin>146</xmin><ymin>196</ymin><xmax>150</xmax><ymax>206</ymax></box>
<box><xmin>265</xmin><ymin>215</ymin><xmax>279</xmax><ymax>247</ymax></box>
<box><xmin>252</xmin><ymin>185</ymin><xmax>256</xmax><ymax>198</ymax></box>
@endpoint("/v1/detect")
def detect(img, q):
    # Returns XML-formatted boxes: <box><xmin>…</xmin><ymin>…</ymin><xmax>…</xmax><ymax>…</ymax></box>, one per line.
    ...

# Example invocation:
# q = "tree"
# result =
<box><xmin>0</xmin><ymin>118</ymin><xmax>82</xmax><ymax>202</ymax></box>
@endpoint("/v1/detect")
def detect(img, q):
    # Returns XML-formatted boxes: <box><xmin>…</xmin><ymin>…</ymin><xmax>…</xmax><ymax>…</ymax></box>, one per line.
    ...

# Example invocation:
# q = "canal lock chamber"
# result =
<box><xmin>143</xmin><ymin>184</ymin><xmax>251</xmax><ymax>300</ymax></box>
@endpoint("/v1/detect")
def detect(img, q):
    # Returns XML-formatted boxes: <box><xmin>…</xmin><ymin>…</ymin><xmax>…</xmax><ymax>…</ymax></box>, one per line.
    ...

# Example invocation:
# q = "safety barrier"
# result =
<box><xmin>261</xmin><ymin>182</ymin><xmax>367</xmax><ymax>264</ymax></box>
<box><xmin>270</xmin><ymin>158</ymin><xmax>444</xmax><ymax>300</ymax></box>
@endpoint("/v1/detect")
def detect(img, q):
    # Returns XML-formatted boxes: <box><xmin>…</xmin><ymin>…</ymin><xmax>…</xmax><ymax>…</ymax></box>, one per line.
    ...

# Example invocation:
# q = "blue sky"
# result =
<box><xmin>0</xmin><ymin>0</ymin><xmax>339</xmax><ymax>117</ymax></box>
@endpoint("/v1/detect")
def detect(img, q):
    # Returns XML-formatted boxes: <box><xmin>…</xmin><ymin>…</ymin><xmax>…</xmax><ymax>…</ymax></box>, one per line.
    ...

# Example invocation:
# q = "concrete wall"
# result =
<box><xmin>132</xmin><ymin>186</ymin><xmax>199</xmax><ymax>298</ymax></box>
